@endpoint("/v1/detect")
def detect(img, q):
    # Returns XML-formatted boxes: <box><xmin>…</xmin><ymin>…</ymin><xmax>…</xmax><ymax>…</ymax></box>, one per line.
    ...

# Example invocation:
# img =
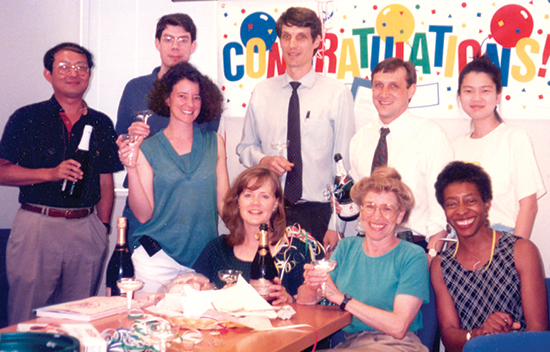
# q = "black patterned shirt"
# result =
<box><xmin>440</xmin><ymin>232</ymin><xmax>525</xmax><ymax>331</ymax></box>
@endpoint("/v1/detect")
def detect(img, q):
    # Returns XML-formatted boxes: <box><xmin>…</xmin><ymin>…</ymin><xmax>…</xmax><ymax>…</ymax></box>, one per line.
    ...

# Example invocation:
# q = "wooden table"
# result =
<box><xmin>1</xmin><ymin>303</ymin><xmax>351</xmax><ymax>352</ymax></box>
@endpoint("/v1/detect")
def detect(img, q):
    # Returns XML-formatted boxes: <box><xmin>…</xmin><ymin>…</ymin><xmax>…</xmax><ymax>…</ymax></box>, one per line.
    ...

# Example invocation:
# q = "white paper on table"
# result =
<box><xmin>212</xmin><ymin>276</ymin><xmax>278</xmax><ymax>319</ymax></box>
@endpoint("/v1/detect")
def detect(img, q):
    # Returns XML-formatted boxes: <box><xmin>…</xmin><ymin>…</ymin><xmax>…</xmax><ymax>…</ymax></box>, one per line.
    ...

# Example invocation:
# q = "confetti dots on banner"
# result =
<box><xmin>462</xmin><ymin>3</ymin><xmax>467</xmax><ymax>8</ymax></box>
<box><xmin>448</xmin><ymin>105</ymin><xmax>454</xmax><ymax>110</ymax></box>
<box><xmin>343</xmin><ymin>15</ymin><xmax>347</xmax><ymax>20</ymax></box>
<box><xmin>376</xmin><ymin>4</ymin><xmax>415</xmax><ymax>42</ymax></box>
<box><xmin>239</xmin><ymin>84</ymin><xmax>243</xmax><ymax>89</ymax></box>
<box><xmin>539</xmin><ymin>29</ymin><xmax>544</xmax><ymax>35</ymax></box>
<box><xmin>490</xmin><ymin>4</ymin><xmax>534</xmax><ymax>48</ymax></box>
<box><xmin>539</xmin><ymin>95</ymin><xmax>544</xmax><ymax>99</ymax></box>
<box><xmin>241</xmin><ymin>9</ymin><xmax>246</xmax><ymax>14</ymax></box>
<box><xmin>373</xmin><ymin>5</ymin><xmax>378</xmax><ymax>10</ymax></box>
<box><xmin>224</xmin><ymin>13</ymin><xmax>228</xmax><ymax>17</ymax></box>
<box><xmin>340</xmin><ymin>28</ymin><xmax>345</xmax><ymax>33</ymax></box>
<box><xmin>221</xmin><ymin>86</ymin><xmax>226</xmax><ymax>91</ymax></box>
<box><xmin>447</xmin><ymin>87</ymin><xmax>452</xmax><ymax>91</ymax></box>
<box><xmin>539</xmin><ymin>68</ymin><xmax>547</xmax><ymax>77</ymax></box>
<box><xmin>242</xmin><ymin>103</ymin><xmax>247</xmax><ymax>108</ymax></box>
<box><xmin>477</xmin><ymin>13</ymin><xmax>482</xmax><ymax>17</ymax></box>
<box><xmin>432</xmin><ymin>9</ymin><xmax>436</xmax><ymax>15</ymax></box>
<box><xmin>415</xmin><ymin>5</ymin><xmax>420</xmax><ymax>10</ymax></box>
<box><xmin>223</xmin><ymin>34</ymin><xmax>228</xmax><ymax>39</ymax></box>
<box><xmin>506</xmin><ymin>95</ymin><xmax>511</xmax><ymax>100</ymax></box>
<box><xmin>274</xmin><ymin>8</ymin><xmax>278</xmax><ymax>13</ymax></box>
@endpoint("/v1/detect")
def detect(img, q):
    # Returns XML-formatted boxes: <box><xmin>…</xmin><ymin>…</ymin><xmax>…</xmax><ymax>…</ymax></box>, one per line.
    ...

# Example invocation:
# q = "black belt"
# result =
<box><xmin>397</xmin><ymin>231</ymin><xmax>425</xmax><ymax>243</ymax></box>
<box><xmin>357</xmin><ymin>231</ymin><xmax>424</xmax><ymax>243</ymax></box>
<box><xmin>22</xmin><ymin>203</ymin><xmax>94</xmax><ymax>219</ymax></box>
<box><xmin>139</xmin><ymin>235</ymin><xmax>162</xmax><ymax>257</ymax></box>
<box><xmin>284</xmin><ymin>200</ymin><xmax>328</xmax><ymax>208</ymax></box>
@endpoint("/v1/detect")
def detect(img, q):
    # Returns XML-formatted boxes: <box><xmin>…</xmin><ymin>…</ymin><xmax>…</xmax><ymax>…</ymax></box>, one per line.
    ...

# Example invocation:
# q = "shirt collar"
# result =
<box><xmin>282</xmin><ymin>66</ymin><xmax>316</xmax><ymax>89</ymax></box>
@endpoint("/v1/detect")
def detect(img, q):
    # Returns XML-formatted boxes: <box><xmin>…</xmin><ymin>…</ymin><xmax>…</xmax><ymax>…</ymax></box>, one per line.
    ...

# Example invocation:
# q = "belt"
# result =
<box><xmin>397</xmin><ymin>231</ymin><xmax>425</xmax><ymax>243</ymax></box>
<box><xmin>21</xmin><ymin>203</ymin><xmax>94</xmax><ymax>219</ymax></box>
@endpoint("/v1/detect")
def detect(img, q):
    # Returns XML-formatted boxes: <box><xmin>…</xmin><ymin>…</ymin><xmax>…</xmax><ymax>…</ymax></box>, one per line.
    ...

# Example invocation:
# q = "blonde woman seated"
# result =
<box><xmin>431</xmin><ymin>161</ymin><xmax>548</xmax><ymax>352</ymax></box>
<box><xmin>297</xmin><ymin>167</ymin><xmax>429</xmax><ymax>351</ymax></box>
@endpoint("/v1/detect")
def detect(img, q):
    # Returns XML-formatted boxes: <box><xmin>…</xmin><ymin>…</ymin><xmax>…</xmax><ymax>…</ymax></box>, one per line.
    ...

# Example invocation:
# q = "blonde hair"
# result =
<box><xmin>350</xmin><ymin>167</ymin><xmax>415</xmax><ymax>222</ymax></box>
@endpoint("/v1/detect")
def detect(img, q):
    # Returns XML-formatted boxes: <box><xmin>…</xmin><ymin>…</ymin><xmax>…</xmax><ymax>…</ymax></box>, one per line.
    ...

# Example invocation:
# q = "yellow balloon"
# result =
<box><xmin>376</xmin><ymin>4</ymin><xmax>415</xmax><ymax>43</ymax></box>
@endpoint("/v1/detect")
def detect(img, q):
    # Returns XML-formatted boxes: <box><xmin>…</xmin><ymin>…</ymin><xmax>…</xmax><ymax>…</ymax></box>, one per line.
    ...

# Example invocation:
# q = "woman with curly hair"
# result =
<box><xmin>193</xmin><ymin>165</ymin><xmax>314</xmax><ymax>305</ymax></box>
<box><xmin>117</xmin><ymin>62</ymin><xmax>229</xmax><ymax>293</ymax></box>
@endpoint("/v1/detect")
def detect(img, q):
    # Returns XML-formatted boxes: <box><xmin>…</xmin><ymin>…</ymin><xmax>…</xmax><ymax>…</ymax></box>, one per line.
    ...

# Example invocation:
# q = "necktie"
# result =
<box><xmin>284</xmin><ymin>81</ymin><xmax>302</xmax><ymax>205</ymax></box>
<box><xmin>371</xmin><ymin>127</ymin><xmax>390</xmax><ymax>174</ymax></box>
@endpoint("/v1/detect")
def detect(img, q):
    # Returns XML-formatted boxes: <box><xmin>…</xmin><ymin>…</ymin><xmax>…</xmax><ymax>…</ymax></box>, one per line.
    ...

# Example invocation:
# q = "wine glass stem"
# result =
<box><xmin>159</xmin><ymin>339</ymin><xmax>167</xmax><ymax>352</ymax></box>
<box><xmin>127</xmin><ymin>291</ymin><xmax>132</xmax><ymax>309</ymax></box>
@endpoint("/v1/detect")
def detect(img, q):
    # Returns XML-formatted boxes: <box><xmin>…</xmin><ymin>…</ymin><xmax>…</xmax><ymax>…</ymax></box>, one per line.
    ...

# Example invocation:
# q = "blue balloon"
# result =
<box><xmin>240</xmin><ymin>12</ymin><xmax>277</xmax><ymax>53</ymax></box>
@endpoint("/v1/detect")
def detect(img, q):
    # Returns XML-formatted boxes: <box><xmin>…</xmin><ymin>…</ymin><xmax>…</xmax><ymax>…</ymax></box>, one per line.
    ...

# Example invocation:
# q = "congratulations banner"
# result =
<box><xmin>218</xmin><ymin>0</ymin><xmax>550</xmax><ymax>120</ymax></box>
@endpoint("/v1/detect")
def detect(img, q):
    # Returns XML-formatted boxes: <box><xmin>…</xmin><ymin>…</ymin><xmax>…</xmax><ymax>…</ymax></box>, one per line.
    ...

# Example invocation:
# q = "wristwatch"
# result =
<box><xmin>340</xmin><ymin>294</ymin><xmax>352</xmax><ymax>311</ymax></box>
<box><xmin>428</xmin><ymin>248</ymin><xmax>439</xmax><ymax>258</ymax></box>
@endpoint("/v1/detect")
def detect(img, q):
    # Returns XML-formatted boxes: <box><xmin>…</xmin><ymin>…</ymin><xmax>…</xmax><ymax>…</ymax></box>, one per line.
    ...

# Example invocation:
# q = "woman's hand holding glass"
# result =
<box><xmin>116</xmin><ymin>133</ymin><xmax>144</xmax><ymax>168</ymax></box>
<box><xmin>301</xmin><ymin>262</ymin><xmax>339</xmax><ymax>303</ymax></box>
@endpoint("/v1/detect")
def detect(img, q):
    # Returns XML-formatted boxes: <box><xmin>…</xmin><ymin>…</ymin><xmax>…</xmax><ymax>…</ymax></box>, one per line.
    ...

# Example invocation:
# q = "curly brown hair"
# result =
<box><xmin>222</xmin><ymin>165</ymin><xmax>286</xmax><ymax>247</ymax></box>
<box><xmin>148</xmin><ymin>62</ymin><xmax>222</xmax><ymax>123</ymax></box>
<box><xmin>350</xmin><ymin>166</ymin><xmax>415</xmax><ymax>223</ymax></box>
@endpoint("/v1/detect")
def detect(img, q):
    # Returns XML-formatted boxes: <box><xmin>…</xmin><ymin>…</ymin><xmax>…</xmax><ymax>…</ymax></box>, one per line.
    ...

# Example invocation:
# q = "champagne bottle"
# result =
<box><xmin>61</xmin><ymin>125</ymin><xmax>93</xmax><ymax>198</ymax></box>
<box><xmin>334</xmin><ymin>153</ymin><xmax>360</xmax><ymax>221</ymax></box>
<box><xmin>250</xmin><ymin>223</ymin><xmax>279</xmax><ymax>301</ymax></box>
<box><xmin>105</xmin><ymin>217</ymin><xmax>134</xmax><ymax>296</ymax></box>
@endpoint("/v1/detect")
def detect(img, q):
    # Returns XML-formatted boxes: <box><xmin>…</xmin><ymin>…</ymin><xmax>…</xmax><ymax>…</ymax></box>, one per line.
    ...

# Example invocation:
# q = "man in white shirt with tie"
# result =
<box><xmin>325</xmin><ymin>57</ymin><xmax>452</xmax><ymax>258</ymax></box>
<box><xmin>237</xmin><ymin>7</ymin><xmax>355</xmax><ymax>244</ymax></box>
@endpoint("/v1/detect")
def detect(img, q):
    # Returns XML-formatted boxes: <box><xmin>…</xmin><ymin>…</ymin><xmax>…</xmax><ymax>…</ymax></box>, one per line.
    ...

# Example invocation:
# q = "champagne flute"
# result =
<box><xmin>218</xmin><ymin>269</ymin><xmax>242</xmax><ymax>286</ymax></box>
<box><xmin>121</xmin><ymin>134</ymin><xmax>138</xmax><ymax>167</ymax></box>
<box><xmin>116</xmin><ymin>278</ymin><xmax>144</xmax><ymax>310</ymax></box>
<box><xmin>312</xmin><ymin>259</ymin><xmax>336</xmax><ymax>299</ymax></box>
<box><xmin>135</xmin><ymin>109</ymin><xmax>153</xmax><ymax>125</ymax></box>
<box><xmin>147</xmin><ymin>321</ymin><xmax>180</xmax><ymax>352</ymax></box>
<box><xmin>271</xmin><ymin>140</ymin><xmax>289</xmax><ymax>157</ymax></box>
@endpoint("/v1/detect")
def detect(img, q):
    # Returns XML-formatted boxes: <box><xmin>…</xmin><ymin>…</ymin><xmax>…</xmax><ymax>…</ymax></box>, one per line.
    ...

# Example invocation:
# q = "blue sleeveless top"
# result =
<box><xmin>131</xmin><ymin>128</ymin><xmax>218</xmax><ymax>267</ymax></box>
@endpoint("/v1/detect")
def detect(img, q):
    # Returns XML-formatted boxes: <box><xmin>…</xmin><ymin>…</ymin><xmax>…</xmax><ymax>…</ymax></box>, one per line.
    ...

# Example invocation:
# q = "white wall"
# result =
<box><xmin>1</xmin><ymin>1</ymin><xmax>550</xmax><ymax>277</ymax></box>
<box><xmin>0</xmin><ymin>0</ymin><xmax>82</xmax><ymax>228</ymax></box>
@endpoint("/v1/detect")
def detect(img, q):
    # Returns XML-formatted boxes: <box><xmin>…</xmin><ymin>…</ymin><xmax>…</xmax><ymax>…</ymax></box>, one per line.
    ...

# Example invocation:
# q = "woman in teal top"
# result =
<box><xmin>117</xmin><ymin>62</ymin><xmax>229</xmax><ymax>293</ymax></box>
<box><xmin>297</xmin><ymin>167</ymin><xmax>429</xmax><ymax>351</ymax></box>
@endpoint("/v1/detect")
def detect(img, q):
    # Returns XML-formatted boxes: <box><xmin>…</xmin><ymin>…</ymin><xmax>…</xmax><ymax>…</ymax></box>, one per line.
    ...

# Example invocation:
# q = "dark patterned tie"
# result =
<box><xmin>371</xmin><ymin>127</ymin><xmax>390</xmax><ymax>174</ymax></box>
<box><xmin>284</xmin><ymin>81</ymin><xmax>302</xmax><ymax>205</ymax></box>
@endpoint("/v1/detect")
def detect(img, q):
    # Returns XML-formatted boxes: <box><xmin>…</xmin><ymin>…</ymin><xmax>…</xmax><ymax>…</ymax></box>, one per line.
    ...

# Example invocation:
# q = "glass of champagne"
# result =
<box><xmin>312</xmin><ymin>259</ymin><xmax>336</xmax><ymax>299</ymax></box>
<box><xmin>121</xmin><ymin>134</ymin><xmax>139</xmax><ymax>167</ymax></box>
<box><xmin>218</xmin><ymin>269</ymin><xmax>242</xmax><ymax>286</ymax></box>
<box><xmin>135</xmin><ymin>109</ymin><xmax>153</xmax><ymax>125</ymax></box>
<box><xmin>147</xmin><ymin>321</ymin><xmax>180</xmax><ymax>352</ymax></box>
<box><xmin>271</xmin><ymin>140</ymin><xmax>289</xmax><ymax>157</ymax></box>
<box><xmin>117</xmin><ymin>278</ymin><xmax>144</xmax><ymax>310</ymax></box>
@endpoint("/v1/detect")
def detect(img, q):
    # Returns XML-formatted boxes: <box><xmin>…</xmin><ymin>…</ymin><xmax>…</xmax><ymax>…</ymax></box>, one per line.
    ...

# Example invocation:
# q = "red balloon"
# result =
<box><xmin>490</xmin><ymin>4</ymin><xmax>533</xmax><ymax>48</ymax></box>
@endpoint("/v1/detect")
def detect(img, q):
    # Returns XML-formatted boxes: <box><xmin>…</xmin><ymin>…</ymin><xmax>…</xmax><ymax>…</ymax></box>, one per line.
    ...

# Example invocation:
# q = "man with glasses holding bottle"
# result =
<box><xmin>0</xmin><ymin>43</ymin><xmax>123</xmax><ymax>324</ymax></box>
<box><xmin>115</xmin><ymin>13</ymin><xmax>219</xmax><ymax>244</ymax></box>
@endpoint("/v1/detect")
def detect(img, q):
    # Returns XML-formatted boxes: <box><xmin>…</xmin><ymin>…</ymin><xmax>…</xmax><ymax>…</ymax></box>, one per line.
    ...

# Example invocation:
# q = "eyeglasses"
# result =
<box><xmin>56</xmin><ymin>63</ymin><xmax>89</xmax><ymax>77</ymax></box>
<box><xmin>361</xmin><ymin>202</ymin><xmax>399</xmax><ymax>218</ymax></box>
<box><xmin>161</xmin><ymin>35</ymin><xmax>191</xmax><ymax>46</ymax></box>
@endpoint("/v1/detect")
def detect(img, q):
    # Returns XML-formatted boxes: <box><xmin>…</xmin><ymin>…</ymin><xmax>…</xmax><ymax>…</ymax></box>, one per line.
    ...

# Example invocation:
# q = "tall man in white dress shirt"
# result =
<box><xmin>325</xmin><ymin>57</ymin><xmax>453</xmax><ymax>257</ymax></box>
<box><xmin>237</xmin><ymin>7</ymin><xmax>355</xmax><ymax>244</ymax></box>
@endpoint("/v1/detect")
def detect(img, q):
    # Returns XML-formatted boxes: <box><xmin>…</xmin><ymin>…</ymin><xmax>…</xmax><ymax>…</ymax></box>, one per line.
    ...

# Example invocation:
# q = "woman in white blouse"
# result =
<box><xmin>453</xmin><ymin>55</ymin><xmax>545</xmax><ymax>239</ymax></box>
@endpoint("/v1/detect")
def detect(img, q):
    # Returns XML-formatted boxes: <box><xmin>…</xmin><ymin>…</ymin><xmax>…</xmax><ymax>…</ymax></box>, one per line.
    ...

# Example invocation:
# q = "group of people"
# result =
<box><xmin>0</xmin><ymin>5</ymin><xmax>548</xmax><ymax>352</ymax></box>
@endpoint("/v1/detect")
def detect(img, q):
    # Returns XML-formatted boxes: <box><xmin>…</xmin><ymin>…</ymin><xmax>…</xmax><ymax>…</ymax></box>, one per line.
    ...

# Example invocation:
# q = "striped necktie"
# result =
<box><xmin>371</xmin><ymin>127</ymin><xmax>390</xmax><ymax>174</ymax></box>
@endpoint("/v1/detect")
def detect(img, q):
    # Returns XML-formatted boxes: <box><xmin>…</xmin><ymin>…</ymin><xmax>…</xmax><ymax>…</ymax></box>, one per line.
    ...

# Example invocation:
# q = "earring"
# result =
<box><xmin>446</xmin><ymin>223</ymin><xmax>452</xmax><ymax>234</ymax></box>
